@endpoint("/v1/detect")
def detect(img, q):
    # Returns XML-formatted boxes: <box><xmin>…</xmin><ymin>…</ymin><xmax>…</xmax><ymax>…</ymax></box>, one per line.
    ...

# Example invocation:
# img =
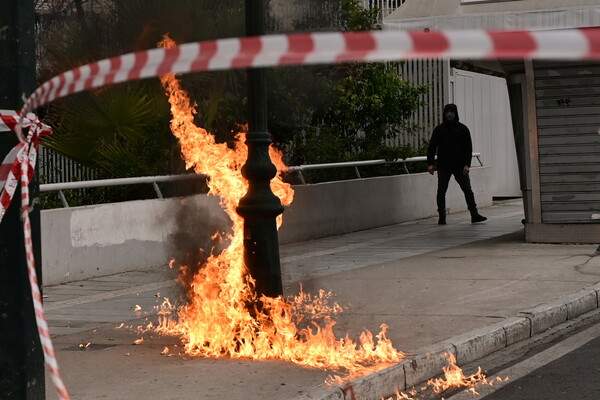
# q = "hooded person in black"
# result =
<box><xmin>427</xmin><ymin>104</ymin><xmax>487</xmax><ymax>225</ymax></box>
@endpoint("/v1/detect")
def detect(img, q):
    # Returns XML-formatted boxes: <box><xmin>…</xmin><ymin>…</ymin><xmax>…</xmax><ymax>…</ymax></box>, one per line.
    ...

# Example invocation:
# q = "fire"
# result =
<box><xmin>428</xmin><ymin>353</ymin><xmax>493</xmax><ymax>395</ymax></box>
<box><xmin>384</xmin><ymin>353</ymin><xmax>508</xmax><ymax>399</ymax></box>
<box><xmin>154</xmin><ymin>35</ymin><xmax>403</xmax><ymax>379</ymax></box>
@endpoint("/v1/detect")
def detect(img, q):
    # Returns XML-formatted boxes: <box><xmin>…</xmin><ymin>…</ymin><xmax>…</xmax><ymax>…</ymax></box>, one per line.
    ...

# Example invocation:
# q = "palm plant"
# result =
<box><xmin>37</xmin><ymin>0</ymin><xmax>246</xmax><ymax>178</ymax></box>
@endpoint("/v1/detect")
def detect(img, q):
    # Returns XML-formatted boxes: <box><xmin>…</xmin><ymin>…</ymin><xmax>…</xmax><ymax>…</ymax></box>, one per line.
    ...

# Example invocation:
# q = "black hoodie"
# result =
<box><xmin>427</xmin><ymin>103</ymin><xmax>473</xmax><ymax>169</ymax></box>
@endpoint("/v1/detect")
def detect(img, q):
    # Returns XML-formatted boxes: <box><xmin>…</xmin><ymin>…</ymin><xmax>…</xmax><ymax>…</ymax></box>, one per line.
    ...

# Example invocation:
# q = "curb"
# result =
<box><xmin>292</xmin><ymin>281</ymin><xmax>600</xmax><ymax>400</ymax></box>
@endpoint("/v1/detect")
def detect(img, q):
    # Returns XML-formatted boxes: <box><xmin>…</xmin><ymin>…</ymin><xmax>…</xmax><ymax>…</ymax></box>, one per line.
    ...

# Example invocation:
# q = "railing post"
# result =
<box><xmin>58</xmin><ymin>191</ymin><xmax>69</xmax><ymax>208</ymax></box>
<box><xmin>152</xmin><ymin>182</ymin><xmax>163</xmax><ymax>199</ymax></box>
<box><xmin>296</xmin><ymin>170</ymin><xmax>306</xmax><ymax>185</ymax></box>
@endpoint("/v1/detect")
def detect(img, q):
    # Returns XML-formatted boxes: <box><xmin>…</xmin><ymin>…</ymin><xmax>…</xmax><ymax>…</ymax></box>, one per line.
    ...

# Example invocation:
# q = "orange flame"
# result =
<box><xmin>428</xmin><ymin>353</ymin><xmax>488</xmax><ymax>394</ymax></box>
<box><xmin>383</xmin><ymin>353</ymin><xmax>508</xmax><ymax>399</ymax></box>
<box><xmin>426</xmin><ymin>353</ymin><xmax>508</xmax><ymax>397</ymax></box>
<box><xmin>155</xmin><ymin>35</ymin><xmax>403</xmax><ymax>379</ymax></box>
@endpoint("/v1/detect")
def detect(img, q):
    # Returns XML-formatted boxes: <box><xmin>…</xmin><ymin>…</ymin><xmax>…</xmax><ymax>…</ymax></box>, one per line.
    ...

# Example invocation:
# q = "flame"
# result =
<box><xmin>154</xmin><ymin>35</ymin><xmax>403</xmax><ymax>379</ymax></box>
<box><xmin>383</xmin><ymin>353</ymin><xmax>508</xmax><ymax>399</ymax></box>
<box><xmin>428</xmin><ymin>353</ymin><xmax>487</xmax><ymax>394</ymax></box>
<box><xmin>426</xmin><ymin>353</ymin><xmax>508</xmax><ymax>397</ymax></box>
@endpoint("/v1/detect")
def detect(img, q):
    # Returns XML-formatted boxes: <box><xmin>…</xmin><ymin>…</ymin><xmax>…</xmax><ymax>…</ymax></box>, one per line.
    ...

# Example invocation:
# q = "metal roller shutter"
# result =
<box><xmin>535</xmin><ymin>61</ymin><xmax>600</xmax><ymax>223</ymax></box>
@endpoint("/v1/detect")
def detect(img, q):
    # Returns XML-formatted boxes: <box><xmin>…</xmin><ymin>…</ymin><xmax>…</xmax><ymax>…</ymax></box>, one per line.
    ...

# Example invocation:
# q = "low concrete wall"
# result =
<box><xmin>279</xmin><ymin>167</ymin><xmax>491</xmax><ymax>243</ymax></box>
<box><xmin>41</xmin><ymin>195</ymin><xmax>229</xmax><ymax>286</ymax></box>
<box><xmin>41</xmin><ymin>167</ymin><xmax>491</xmax><ymax>286</ymax></box>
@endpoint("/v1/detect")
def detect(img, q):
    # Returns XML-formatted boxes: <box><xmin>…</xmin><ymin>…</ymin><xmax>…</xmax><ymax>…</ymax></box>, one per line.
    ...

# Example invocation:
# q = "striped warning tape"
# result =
<box><xmin>11</xmin><ymin>27</ymin><xmax>600</xmax><ymax>400</ymax></box>
<box><xmin>20</xmin><ymin>140</ymin><xmax>70</xmax><ymax>400</ymax></box>
<box><xmin>19</xmin><ymin>27</ymin><xmax>600</xmax><ymax>117</ymax></box>
<box><xmin>1</xmin><ymin>116</ymin><xmax>70</xmax><ymax>399</ymax></box>
<box><xmin>1</xmin><ymin>111</ymin><xmax>51</xmax><ymax>224</ymax></box>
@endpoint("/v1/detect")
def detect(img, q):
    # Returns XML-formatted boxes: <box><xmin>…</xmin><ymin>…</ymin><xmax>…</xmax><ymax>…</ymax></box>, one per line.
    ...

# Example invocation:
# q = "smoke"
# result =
<box><xmin>166</xmin><ymin>195</ymin><xmax>232</xmax><ymax>301</ymax></box>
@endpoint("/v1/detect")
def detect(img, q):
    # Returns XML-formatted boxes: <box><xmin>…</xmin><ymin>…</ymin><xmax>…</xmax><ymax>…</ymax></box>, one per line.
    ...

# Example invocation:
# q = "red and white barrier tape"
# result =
<box><xmin>1</xmin><ymin>110</ymin><xmax>52</xmax><ymax>136</ymax></box>
<box><xmin>18</xmin><ymin>28</ymin><xmax>600</xmax><ymax>117</ymax></box>
<box><xmin>20</xmin><ymin>135</ymin><xmax>70</xmax><ymax>400</ymax></box>
<box><xmin>1</xmin><ymin>111</ymin><xmax>51</xmax><ymax>224</ymax></box>
<box><xmin>2</xmin><ymin>118</ymin><xmax>70</xmax><ymax>400</ymax></box>
<box><xmin>10</xmin><ymin>27</ymin><xmax>600</xmax><ymax>400</ymax></box>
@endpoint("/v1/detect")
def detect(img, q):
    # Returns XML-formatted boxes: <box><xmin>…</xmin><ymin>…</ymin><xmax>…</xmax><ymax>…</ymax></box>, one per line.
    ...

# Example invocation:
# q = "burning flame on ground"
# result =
<box><xmin>384</xmin><ymin>353</ymin><xmax>508</xmax><ymax>400</ymax></box>
<box><xmin>428</xmin><ymin>353</ymin><xmax>508</xmax><ymax>397</ymax></box>
<box><xmin>429</xmin><ymin>353</ymin><xmax>487</xmax><ymax>394</ymax></box>
<box><xmin>153</xmin><ymin>35</ymin><xmax>403</xmax><ymax>379</ymax></box>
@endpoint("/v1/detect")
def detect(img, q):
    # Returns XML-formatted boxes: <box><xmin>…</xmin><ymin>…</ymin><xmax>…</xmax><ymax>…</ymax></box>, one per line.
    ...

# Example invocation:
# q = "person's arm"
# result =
<box><xmin>427</xmin><ymin>128</ymin><xmax>439</xmax><ymax>174</ymax></box>
<box><xmin>463</xmin><ymin>125</ymin><xmax>473</xmax><ymax>171</ymax></box>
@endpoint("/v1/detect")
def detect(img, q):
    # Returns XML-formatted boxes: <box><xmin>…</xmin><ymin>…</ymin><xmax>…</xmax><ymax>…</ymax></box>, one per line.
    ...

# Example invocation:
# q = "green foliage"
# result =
<box><xmin>37</xmin><ymin>0</ymin><xmax>246</xmax><ymax>181</ymax></box>
<box><xmin>340</xmin><ymin>0</ymin><xmax>379</xmax><ymax>31</ymax></box>
<box><xmin>318</xmin><ymin>63</ymin><xmax>428</xmax><ymax>157</ymax></box>
<box><xmin>266</xmin><ymin>66</ymin><xmax>332</xmax><ymax>149</ymax></box>
<box><xmin>279</xmin><ymin>0</ymin><xmax>431</xmax><ymax>183</ymax></box>
<box><xmin>37</xmin><ymin>0</ymin><xmax>431</xmax><ymax>198</ymax></box>
<box><xmin>42</xmin><ymin>84</ymin><xmax>171</xmax><ymax>177</ymax></box>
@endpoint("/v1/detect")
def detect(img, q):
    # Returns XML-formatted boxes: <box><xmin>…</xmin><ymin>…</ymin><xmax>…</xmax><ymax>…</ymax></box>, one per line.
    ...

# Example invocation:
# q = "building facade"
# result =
<box><xmin>384</xmin><ymin>0</ymin><xmax>600</xmax><ymax>243</ymax></box>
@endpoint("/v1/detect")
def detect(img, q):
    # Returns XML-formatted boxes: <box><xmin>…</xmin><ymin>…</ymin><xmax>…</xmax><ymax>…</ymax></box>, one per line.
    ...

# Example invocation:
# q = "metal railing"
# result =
<box><xmin>288</xmin><ymin>153</ymin><xmax>482</xmax><ymax>184</ymax></box>
<box><xmin>40</xmin><ymin>154</ymin><xmax>482</xmax><ymax>207</ymax></box>
<box><xmin>361</xmin><ymin>0</ymin><xmax>407</xmax><ymax>23</ymax></box>
<box><xmin>40</xmin><ymin>174</ymin><xmax>206</xmax><ymax>208</ymax></box>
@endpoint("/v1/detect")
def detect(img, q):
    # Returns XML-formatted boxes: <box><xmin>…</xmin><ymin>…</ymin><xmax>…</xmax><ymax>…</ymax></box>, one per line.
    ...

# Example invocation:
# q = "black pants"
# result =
<box><xmin>437</xmin><ymin>168</ymin><xmax>477</xmax><ymax>215</ymax></box>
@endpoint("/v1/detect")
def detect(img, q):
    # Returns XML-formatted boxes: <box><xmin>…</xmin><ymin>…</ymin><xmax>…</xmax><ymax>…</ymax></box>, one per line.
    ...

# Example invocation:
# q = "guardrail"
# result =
<box><xmin>287</xmin><ymin>153</ymin><xmax>482</xmax><ymax>184</ymax></box>
<box><xmin>40</xmin><ymin>153</ymin><xmax>482</xmax><ymax>207</ymax></box>
<box><xmin>40</xmin><ymin>174</ymin><xmax>206</xmax><ymax>208</ymax></box>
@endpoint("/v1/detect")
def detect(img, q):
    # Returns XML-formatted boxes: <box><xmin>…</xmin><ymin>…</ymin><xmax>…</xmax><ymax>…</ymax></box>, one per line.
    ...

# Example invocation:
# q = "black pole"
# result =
<box><xmin>236</xmin><ymin>0</ymin><xmax>284</xmax><ymax>298</ymax></box>
<box><xmin>0</xmin><ymin>0</ymin><xmax>45</xmax><ymax>398</ymax></box>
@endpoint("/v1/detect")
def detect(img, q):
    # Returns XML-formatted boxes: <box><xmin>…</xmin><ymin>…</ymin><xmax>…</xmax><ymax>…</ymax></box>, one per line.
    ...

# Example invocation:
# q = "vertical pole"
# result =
<box><xmin>0</xmin><ymin>0</ymin><xmax>45</xmax><ymax>398</ymax></box>
<box><xmin>524</xmin><ymin>60</ymin><xmax>541</xmax><ymax>224</ymax></box>
<box><xmin>236</xmin><ymin>0</ymin><xmax>284</xmax><ymax>299</ymax></box>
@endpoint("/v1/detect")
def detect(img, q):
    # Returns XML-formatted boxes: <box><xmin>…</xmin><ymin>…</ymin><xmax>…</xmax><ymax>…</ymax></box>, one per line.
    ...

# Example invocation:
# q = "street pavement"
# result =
<box><xmin>446</xmin><ymin>309</ymin><xmax>600</xmax><ymax>400</ymax></box>
<box><xmin>480</xmin><ymin>323</ymin><xmax>600</xmax><ymax>400</ymax></box>
<box><xmin>43</xmin><ymin>199</ymin><xmax>600</xmax><ymax>399</ymax></box>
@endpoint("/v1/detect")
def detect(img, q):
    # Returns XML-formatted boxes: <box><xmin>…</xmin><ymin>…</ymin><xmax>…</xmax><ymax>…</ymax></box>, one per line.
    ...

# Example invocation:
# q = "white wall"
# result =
<box><xmin>41</xmin><ymin>195</ymin><xmax>229</xmax><ymax>286</ymax></box>
<box><xmin>278</xmin><ymin>167</ymin><xmax>491</xmax><ymax>243</ymax></box>
<box><xmin>41</xmin><ymin>168</ymin><xmax>491</xmax><ymax>286</ymax></box>
<box><xmin>452</xmin><ymin>69</ymin><xmax>521</xmax><ymax>197</ymax></box>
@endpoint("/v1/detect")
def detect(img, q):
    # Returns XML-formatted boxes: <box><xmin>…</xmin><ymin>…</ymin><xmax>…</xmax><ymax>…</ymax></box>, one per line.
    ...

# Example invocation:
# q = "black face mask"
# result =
<box><xmin>445</xmin><ymin>111</ymin><xmax>456</xmax><ymax>121</ymax></box>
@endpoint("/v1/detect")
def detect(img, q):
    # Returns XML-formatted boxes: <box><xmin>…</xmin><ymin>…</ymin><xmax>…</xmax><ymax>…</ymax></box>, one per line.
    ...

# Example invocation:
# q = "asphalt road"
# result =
<box><xmin>444</xmin><ymin>311</ymin><xmax>600</xmax><ymax>400</ymax></box>
<box><xmin>482</xmin><ymin>333</ymin><xmax>600</xmax><ymax>400</ymax></box>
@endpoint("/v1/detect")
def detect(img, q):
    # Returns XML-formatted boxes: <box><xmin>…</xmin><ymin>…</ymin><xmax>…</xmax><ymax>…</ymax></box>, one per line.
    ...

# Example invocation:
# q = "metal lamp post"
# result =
<box><xmin>236</xmin><ymin>0</ymin><xmax>284</xmax><ymax>299</ymax></box>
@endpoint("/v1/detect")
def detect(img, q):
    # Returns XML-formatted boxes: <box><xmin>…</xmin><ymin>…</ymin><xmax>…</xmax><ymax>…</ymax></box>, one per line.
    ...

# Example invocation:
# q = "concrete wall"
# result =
<box><xmin>278</xmin><ymin>167</ymin><xmax>491</xmax><ymax>243</ymax></box>
<box><xmin>41</xmin><ymin>195</ymin><xmax>229</xmax><ymax>286</ymax></box>
<box><xmin>41</xmin><ymin>167</ymin><xmax>491</xmax><ymax>286</ymax></box>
